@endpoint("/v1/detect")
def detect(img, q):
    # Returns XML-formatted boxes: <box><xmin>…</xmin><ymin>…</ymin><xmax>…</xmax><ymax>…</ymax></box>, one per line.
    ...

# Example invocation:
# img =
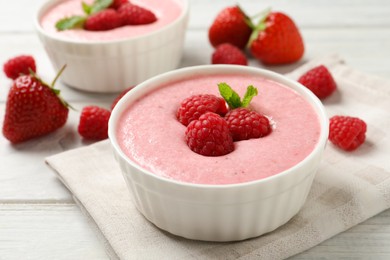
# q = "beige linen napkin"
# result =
<box><xmin>46</xmin><ymin>54</ymin><xmax>390</xmax><ymax>260</ymax></box>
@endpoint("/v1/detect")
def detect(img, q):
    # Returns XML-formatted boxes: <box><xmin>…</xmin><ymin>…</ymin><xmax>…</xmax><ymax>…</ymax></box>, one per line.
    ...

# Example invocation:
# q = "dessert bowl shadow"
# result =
<box><xmin>108</xmin><ymin>65</ymin><xmax>329</xmax><ymax>242</ymax></box>
<box><xmin>34</xmin><ymin>0</ymin><xmax>189</xmax><ymax>93</ymax></box>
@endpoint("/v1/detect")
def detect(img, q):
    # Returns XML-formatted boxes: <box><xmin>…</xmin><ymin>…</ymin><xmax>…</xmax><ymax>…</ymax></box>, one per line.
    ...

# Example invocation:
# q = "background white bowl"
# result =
<box><xmin>34</xmin><ymin>0</ymin><xmax>189</xmax><ymax>93</ymax></box>
<box><xmin>109</xmin><ymin>65</ymin><xmax>329</xmax><ymax>241</ymax></box>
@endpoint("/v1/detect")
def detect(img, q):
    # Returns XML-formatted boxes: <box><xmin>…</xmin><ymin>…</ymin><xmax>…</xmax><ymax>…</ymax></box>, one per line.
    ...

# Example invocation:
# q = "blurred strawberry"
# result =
<box><xmin>249</xmin><ymin>11</ymin><xmax>304</xmax><ymax>64</ymax></box>
<box><xmin>208</xmin><ymin>6</ymin><xmax>253</xmax><ymax>49</ymax></box>
<box><xmin>2</xmin><ymin>68</ymin><xmax>69</xmax><ymax>143</ymax></box>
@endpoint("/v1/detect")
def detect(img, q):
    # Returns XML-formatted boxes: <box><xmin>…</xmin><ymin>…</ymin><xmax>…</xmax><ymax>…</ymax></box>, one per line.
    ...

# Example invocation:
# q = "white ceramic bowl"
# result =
<box><xmin>108</xmin><ymin>65</ymin><xmax>328</xmax><ymax>242</ymax></box>
<box><xmin>34</xmin><ymin>0</ymin><xmax>189</xmax><ymax>93</ymax></box>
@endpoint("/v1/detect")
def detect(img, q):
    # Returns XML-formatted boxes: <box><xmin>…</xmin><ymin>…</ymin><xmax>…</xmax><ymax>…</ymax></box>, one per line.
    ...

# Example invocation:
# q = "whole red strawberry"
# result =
<box><xmin>2</xmin><ymin>72</ymin><xmax>69</xmax><ymax>144</ymax></box>
<box><xmin>211</xmin><ymin>43</ymin><xmax>248</xmax><ymax>65</ymax></box>
<box><xmin>298</xmin><ymin>65</ymin><xmax>337</xmax><ymax>99</ymax></box>
<box><xmin>225</xmin><ymin>108</ymin><xmax>271</xmax><ymax>141</ymax></box>
<box><xmin>208</xmin><ymin>6</ymin><xmax>252</xmax><ymax>49</ymax></box>
<box><xmin>185</xmin><ymin>112</ymin><xmax>234</xmax><ymax>156</ymax></box>
<box><xmin>329</xmin><ymin>116</ymin><xmax>367</xmax><ymax>151</ymax></box>
<box><xmin>250</xmin><ymin>12</ymin><xmax>304</xmax><ymax>64</ymax></box>
<box><xmin>177</xmin><ymin>94</ymin><xmax>228</xmax><ymax>126</ymax></box>
<box><xmin>78</xmin><ymin>106</ymin><xmax>111</xmax><ymax>140</ymax></box>
<box><xmin>3</xmin><ymin>55</ymin><xmax>36</xmax><ymax>80</ymax></box>
<box><xmin>84</xmin><ymin>9</ymin><xmax>123</xmax><ymax>31</ymax></box>
<box><xmin>118</xmin><ymin>3</ymin><xmax>157</xmax><ymax>25</ymax></box>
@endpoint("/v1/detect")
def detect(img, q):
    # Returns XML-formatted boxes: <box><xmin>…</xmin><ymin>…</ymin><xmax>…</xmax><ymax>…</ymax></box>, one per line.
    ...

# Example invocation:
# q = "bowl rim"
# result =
<box><xmin>108</xmin><ymin>65</ymin><xmax>329</xmax><ymax>190</ymax></box>
<box><xmin>34</xmin><ymin>0</ymin><xmax>189</xmax><ymax>45</ymax></box>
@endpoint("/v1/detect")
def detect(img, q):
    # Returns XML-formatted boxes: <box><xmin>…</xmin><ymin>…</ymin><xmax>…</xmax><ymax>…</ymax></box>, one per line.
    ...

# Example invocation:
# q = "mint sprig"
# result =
<box><xmin>55</xmin><ymin>0</ymin><xmax>113</xmax><ymax>31</ymax></box>
<box><xmin>218</xmin><ymin>83</ymin><xmax>258</xmax><ymax>109</ymax></box>
<box><xmin>56</xmin><ymin>16</ymin><xmax>86</xmax><ymax>31</ymax></box>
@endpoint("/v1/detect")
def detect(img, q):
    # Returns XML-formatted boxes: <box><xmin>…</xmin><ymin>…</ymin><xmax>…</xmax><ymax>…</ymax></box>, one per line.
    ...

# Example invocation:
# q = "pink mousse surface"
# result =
<box><xmin>116</xmin><ymin>74</ymin><xmax>321</xmax><ymax>185</ymax></box>
<box><xmin>40</xmin><ymin>0</ymin><xmax>182</xmax><ymax>42</ymax></box>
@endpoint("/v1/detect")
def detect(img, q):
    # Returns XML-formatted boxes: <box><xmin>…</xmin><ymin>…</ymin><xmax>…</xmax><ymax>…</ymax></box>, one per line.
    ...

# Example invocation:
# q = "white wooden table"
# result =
<box><xmin>1</xmin><ymin>0</ymin><xmax>390</xmax><ymax>259</ymax></box>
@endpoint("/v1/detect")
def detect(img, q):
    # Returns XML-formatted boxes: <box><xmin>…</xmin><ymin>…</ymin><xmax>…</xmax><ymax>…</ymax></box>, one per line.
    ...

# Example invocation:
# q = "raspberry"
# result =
<box><xmin>78</xmin><ymin>106</ymin><xmax>111</xmax><ymax>140</ymax></box>
<box><xmin>110</xmin><ymin>0</ymin><xmax>129</xmax><ymax>9</ymax></box>
<box><xmin>298</xmin><ymin>65</ymin><xmax>337</xmax><ymax>99</ymax></box>
<box><xmin>118</xmin><ymin>3</ymin><xmax>157</xmax><ymax>25</ymax></box>
<box><xmin>185</xmin><ymin>112</ymin><xmax>234</xmax><ymax>156</ymax></box>
<box><xmin>84</xmin><ymin>9</ymin><xmax>123</xmax><ymax>31</ymax></box>
<box><xmin>225</xmin><ymin>108</ymin><xmax>271</xmax><ymax>141</ymax></box>
<box><xmin>211</xmin><ymin>43</ymin><xmax>248</xmax><ymax>65</ymax></box>
<box><xmin>111</xmin><ymin>86</ymin><xmax>135</xmax><ymax>110</ymax></box>
<box><xmin>177</xmin><ymin>94</ymin><xmax>228</xmax><ymax>126</ymax></box>
<box><xmin>329</xmin><ymin>115</ymin><xmax>367</xmax><ymax>151</ymax></box>
<box><xmin>3</xmin><ymin>55</ymin><xmax>36</xmax><ymax>80</ymax></box>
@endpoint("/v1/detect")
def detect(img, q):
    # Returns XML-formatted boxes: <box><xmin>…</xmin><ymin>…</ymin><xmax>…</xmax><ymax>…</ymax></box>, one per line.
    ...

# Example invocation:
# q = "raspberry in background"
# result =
<box><xmin>329</xmin><ymin>115</ymin><xmax>367</xmax><ymax>151</ymax></box>
<box><xmin>118</xmin><ymin>3</ymin><xmax>157</xmax><ymax>25</ymax></box>
<box><xmin>3</xmin><ymin>55</ymin><xmax>36</xmax><ymax>80</ymax></box>
<box><xmin>84</xmin><ymin>9</ymin><xmax>123</xmax><ymax>31</ymax></box>
<box><xmin>78</xmin><ymin>106</ymin><xmax>111</xmax><ymax>140</ymax></box>
<box><xmin>211</xmin><ymin>43</ymin><xmax>248</xmax><ymax>66</ymax></box>
<box><xmin>225</xmin><ymin>108</ymin><xmax>271</xmax><ymax>141</ymax></box>
<box><xmin>208</xmin><ymin>6</ymin><xmax>252</xmax><ymax>49</ymax></box>
<box><xmin>177</xmin><ymin>94</ymin><xmax>228</xmax><ymax>126</ymax></box>
<box><xmin>298</xmin><ymin>65</ymin><xmax>337</xmax><ymax>99</ymax></box>
<box><xmin>185</xmin><ymin>112</ymin><xmax>234</xmax><ymax>156</ymax></box>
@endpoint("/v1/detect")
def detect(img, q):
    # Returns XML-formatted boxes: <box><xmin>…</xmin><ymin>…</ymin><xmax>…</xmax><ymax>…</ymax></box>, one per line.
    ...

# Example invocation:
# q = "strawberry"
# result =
<box><xmin>3</xmin><ymin>55</ymin><xmax>36</xmax><ymax>80</ymax></box>
<box><xmin>208</xmin><ymin>6</ymin><xmax>253</xmax><ymax>49</ymax></box>
<box><xmin>2</xmin><ymin>68</ymin><xmax>69</xmax><ymax>144</ymax></box>
<box><xmin>298</xmin><ymin>65</ymin><xmax>337</xmax><ymax>99</ymax></box>
<box><xmin>329</xmin><ymin>116</ymin><xmax>367</xmax><ymax>151</ymax></box>
<box><xmin>111</xmin><ymin>86</ymin><xmax>135</xmax><ymax>110</ymax></box>
<box><xmin>185</xmin><ymin>112</ymin><xmax>234</xmax><ymax>156</ymax></box>
<box><xmin>78</xmin><ymin>106</ymin><xmax>111</xmax><ymax>140</ymax></box>
<box><xmin>118</xmin><ymin>3</ymin><xmax>157</xmax><ymax>25</ymax></box>
<box><xmin>218</xmin><ymin>82</ymin><xmax>271</xmax><ymax>141</ymax></box>
<box><xmin>176</xmin><ymin>94</ymin><xmax>228</xmax><ymax>126</ymax></box>
<box><xmin>249</xmin><ymin>11</ymin><xmax>304</xmax><ymax>65</ymax></box>
<box><xmin>211</xmin><ymin>43</ymin><xmax>248</xmax><ymax>65</ymax></box>
<box><xmin>84</xmin><ymin>9</ymin><xmax>123</xmax><ymax>31</ymax></box>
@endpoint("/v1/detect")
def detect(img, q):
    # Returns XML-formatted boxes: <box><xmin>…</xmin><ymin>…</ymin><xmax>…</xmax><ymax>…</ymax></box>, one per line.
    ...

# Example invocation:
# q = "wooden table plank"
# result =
<box><xmin>0</xmin><ymin>204</ymin><xmax>108</xmax><ymax>260</ymax></box>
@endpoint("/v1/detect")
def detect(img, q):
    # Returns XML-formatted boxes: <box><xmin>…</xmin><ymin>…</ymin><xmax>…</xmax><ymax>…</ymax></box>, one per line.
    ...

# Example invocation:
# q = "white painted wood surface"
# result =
<box><xmin>1</xmin><ymin>0</ymin><xmax>389</xmax><ymax>259</ymax></box>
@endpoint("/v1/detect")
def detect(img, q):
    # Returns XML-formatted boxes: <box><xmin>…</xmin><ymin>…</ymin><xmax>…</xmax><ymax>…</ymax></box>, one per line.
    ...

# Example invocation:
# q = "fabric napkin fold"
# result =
<box><xmin>46</xmin><ymin>54</ymin><xmax>390</xmax><ymax>260</ymax></box>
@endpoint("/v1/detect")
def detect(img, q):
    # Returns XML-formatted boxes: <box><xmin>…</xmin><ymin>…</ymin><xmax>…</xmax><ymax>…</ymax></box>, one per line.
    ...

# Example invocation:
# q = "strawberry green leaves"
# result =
<box><xmin>55</xmin><ymin>0</ymin><xmax>113</xmax><ymax>31</ymax></box>
<box><xmin>218</xmin><ymin>83</ymin><xmax>258</xmax><ymax>109</ymax></box>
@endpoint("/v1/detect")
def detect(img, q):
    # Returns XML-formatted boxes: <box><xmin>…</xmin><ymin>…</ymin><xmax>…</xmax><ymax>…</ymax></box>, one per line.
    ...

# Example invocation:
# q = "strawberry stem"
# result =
<box><xmin>246</xmin><ymin>8</ymin><xmax>271</xmax><ymax>48</ymax></box>
<box><xmin>51</xmin><ymin>64</ymin><xmax>67</xmax><ymax>88</ymax></box>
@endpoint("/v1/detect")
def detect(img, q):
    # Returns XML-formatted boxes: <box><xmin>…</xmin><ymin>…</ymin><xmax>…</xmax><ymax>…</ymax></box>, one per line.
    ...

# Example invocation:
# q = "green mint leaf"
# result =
<box><xmin>82</xmin><ymin>2</ymin><xmax>92</xmax><ymax>15</ymax></box>
<box><xmin>55</xmin><ymin>16</ymin><xmax>86</xmax><ymax>31</ymax></box>
<box><xmin>218</xmin><ymin>83</ymin><xmax>242</xmax><ymax>109</ymax></box>
<box><xmin>241</xmin><ymin>85</ymin><xmax>258</xmax><ymax>107</ymax></box>
<box><xmin>90</xmin><ymin>0</ymin><xmax>113</xmax><ymax>14</ymax></box>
